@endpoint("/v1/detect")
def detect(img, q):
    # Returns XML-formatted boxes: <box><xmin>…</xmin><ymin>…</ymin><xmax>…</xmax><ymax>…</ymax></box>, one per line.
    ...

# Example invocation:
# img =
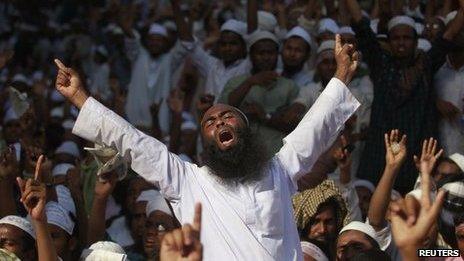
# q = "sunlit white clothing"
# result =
<box><xmin>73</xmin><ymin>78</ymin><xmax>360</xmax><ymax>260</ymax></box>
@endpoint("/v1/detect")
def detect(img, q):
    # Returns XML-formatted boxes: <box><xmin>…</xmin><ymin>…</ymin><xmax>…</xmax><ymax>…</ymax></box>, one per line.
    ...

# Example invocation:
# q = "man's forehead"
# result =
<box><xmin>203</xmin><ymin>104</ymin><xmax>238</xmax><ymax>120</ymax></box>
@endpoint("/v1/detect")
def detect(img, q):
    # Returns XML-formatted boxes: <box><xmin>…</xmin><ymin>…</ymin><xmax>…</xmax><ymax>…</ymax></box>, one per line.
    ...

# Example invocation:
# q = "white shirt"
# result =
<box><xmin>289</xmin><ymin>68</ymin><xmax>314</xmax><ymax>88</ymax></box>
<box><xmin>434</xmin><ymin>57</ymin><xmax>464</xmax><ymax>155</ymax></box>
<box><xmin>182</xmin><ymin>41</ymin><xmax>252</xmax><ymax>99</ymax></box>
<box><xmin>72</xmin><ymin>78</ymin><xmax>360</xmax><ymax>261</ymax></box>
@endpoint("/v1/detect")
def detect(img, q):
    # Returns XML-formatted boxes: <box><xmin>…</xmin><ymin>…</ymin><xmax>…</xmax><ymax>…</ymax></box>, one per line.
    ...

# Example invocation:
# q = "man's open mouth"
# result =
<box><xmin>219</xmin><ymin>130</ymin><xmax>234</xmax><ymax>145</ymax></box>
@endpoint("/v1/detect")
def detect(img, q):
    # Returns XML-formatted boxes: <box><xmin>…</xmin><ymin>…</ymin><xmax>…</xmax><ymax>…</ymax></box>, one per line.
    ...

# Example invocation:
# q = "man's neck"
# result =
<box><xmin>448</xmin><ymin>52</ymin><xmax>464</xmax><ymax>70</ymax></box>
<box><xmin>282</xmin><ymin>64</ymin><xmax>304</xmax><ymax>78</ymax></box>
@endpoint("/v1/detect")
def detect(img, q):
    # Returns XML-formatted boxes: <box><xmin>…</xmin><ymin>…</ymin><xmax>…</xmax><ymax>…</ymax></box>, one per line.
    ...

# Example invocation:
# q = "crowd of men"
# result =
<box><xmin>1</xmin><ymin>0</ymin><xmax>464</xmax><ymax>260</ymax></box>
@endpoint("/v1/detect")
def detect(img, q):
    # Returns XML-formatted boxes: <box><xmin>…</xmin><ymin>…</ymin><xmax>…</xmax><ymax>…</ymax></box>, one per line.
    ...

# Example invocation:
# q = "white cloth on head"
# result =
<box><xmin>338</xmin><ymin>26</ymin><xmax>355</xmax><ymax>35</ymax></box>
<box><xmin>370</xmin><ymin>19</ymin><xmax>379</xmax><ymax>34</ymax></box>
<box><xmin>52</xmin><ymin>163</ymin><xmax>75</xmax><ymax>176</ymax></box>
<box><xmin>12</xmin><ymin>73</ymin><xmax>30</xmax><ymax>85</ymax></box>
<box><xmin>388</xmin><ymin>16</ymin><xmax>416</xmax><ymax>32</ymax></box>
<box><xmin>50</xmin><ymin>106</ymin><xmax>64</xmax><ymax>118</ymax></box>
<box><xmin>318</xmin><ymin>18</ymin><xmax>339</xmax><ymax>35</ymax></box>
<box><xmin>247</xmin><ymin>30</ymin><xmax>279</xmax><ymax>50</ymax></box>
<box><xmin>55</xmin><ymin>141</ymin><xmax>80</xmax><ymax>158</ymax></box>
<box><xmin>136</xmin><ymin>189</ymin><xmax>158</xmax><ymax>203</ymax></box>
<box><xmin>440</xmin><ymin>180</ymin><xmax>464</xmax><ymax>226</ymax></box>
<box><xmin>72</xmin><ymin>77</ymin><xmax>360</xmax><ymax>260</ymax></box>
<box><xmin>449</xmin><ymin>153</ymin><xmax>464</xmax><ymax>173</ymax></box>
<box><xmin>148</xmin><ymin>23</ymin><xmax>168</xmax><ymax>37</ymax></box>
<box><xmin>8</xmin><ymin>87</ymin><xmax>29</xmax><ymax>118</ymax></box>
<box><xmin>51</xmin><ymin>89</ymin><xmax>65</xmax><ymax>102</ymax></box>
<box><xmin>163</xmin><ymin>20</ymin><xmax>177</xmax><ymax>32</ymax></box>
<box><xmin>285</xmin><ymin>26</ymin><xmax>311</xmax><ymax>45</ymax></box>
<box><xmin>0</xmin><ymin>216</ymin><xmax>35</xmax><ymax>239</ymax></box>
<box><xmin>95</xmin><ymin>45</ymin><xmax>108</xmax><ymax>57</ymax></box>
<box><xmin>221</xmin><ymin>19</ymin><xmax>247</xmax><ymax>38</ymax></box>
<box><xmin>445</xmin><ymin>11</ymin><xmax>458</xmax><ymax>25</ymax></box>
<box><xmin>145</xmin><ymin>190</ymin><xmax>173</xmax><ymax>217</ymax></box>
<box><xmin>62</xmin><ymin>119</ymin><xmax>75</xmax><ymax>130</ymax></box>
<box><xmin>3</xmin><ymin>107</ymin><xmax>19</xmax><ymax>124</ymax></box>
<box><xmin>340</xmin><ymin>221</ymin><xmax>383</xmax><ymax>249</ymax></box>
<box><xmin>417</xmin><ymin>38</ymin><xmax>432</xmax><ymax>51</ymax></box>
<box><xmin>81</xmin><ymin>241</ymin><xmax>127</xmax><ymax>261</ymax></box>
<box><xmin>316</xmin><ymin>40</ymin><xmax>335</xmax><ymax>65</ymax></box>
<box><xmin>106</xmin><ymin>216</ymin><xmax>134</xmax><ymax>247</ymax></box>
<box><xmin>300</xmin><ymin>241</ymin><xmax>328</xmax><ymax>261</ymax></box>
<box><xmin>258</xmin><ymin>11</ymin><xmax>278</xmax><ymax>32</ymax></box>
<box><xmin>352</xmin><ymin>179</ymin><xmax>375</xmax><ymax>193</ymax></box>
<box><xmin>56</xmin><ymin>185</ymin><xmax>77</xmax><ymax>216</ymax></box>
<box><xmin>46</xmin><ymin>201</ymin><xmax>75</xmax><ymax>235</ymax></box>
<box><xmin>317</xmin><ymin>40</ymin><xmax>335</xmax><ymax>54</ymax></box>
<box><xmin>415</xmin><ymin>23</ymin><xmax>424</xmax><ymax>35</ymax></box>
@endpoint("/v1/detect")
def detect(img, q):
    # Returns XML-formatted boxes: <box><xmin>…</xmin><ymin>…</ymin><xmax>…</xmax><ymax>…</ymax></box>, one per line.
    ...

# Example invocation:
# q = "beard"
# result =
<box><xmin>203</xmin><ymin>128</ymin><xmax>267</xmax><ymax>184</ymax></box>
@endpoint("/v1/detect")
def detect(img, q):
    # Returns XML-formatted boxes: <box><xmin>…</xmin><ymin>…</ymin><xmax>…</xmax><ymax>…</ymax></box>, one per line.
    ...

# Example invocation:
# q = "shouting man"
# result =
<box><xmin>53</xmin><ymin>35</ymin><xmax>360</xmax><ymax>260</ymax></box>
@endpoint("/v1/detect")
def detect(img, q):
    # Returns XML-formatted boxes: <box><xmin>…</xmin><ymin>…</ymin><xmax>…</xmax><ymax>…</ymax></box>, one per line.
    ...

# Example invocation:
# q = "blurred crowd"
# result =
<box><xmin>0</xmin><ymin>0</ymin><xmax>464</xmax><ymax>260</ymax></box>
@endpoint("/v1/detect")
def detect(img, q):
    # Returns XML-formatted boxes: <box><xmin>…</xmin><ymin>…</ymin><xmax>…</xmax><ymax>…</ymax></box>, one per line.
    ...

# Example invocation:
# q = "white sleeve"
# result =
<box><xmin>72</xmin><ymin>97</ymin><xmax>196</xmax><ymax>200</ymax></box>
<box><xmin>124</xmin><ymin>30</ymin><xmax>142</xmax><ymax>62</ymax></box>
<box><xmin>338</xmin><ymin>181</ymin><xmax>363</xmax><ymax>222</ymax></box>
<box><xmin>180</xmin><ymin>40</ymin><xmax>214</xmax><ymax>77</ymax></box>
<box><xmin>275</xmin><ymin>78</ymin><xmax>360</xmax><ymax>188</ymax></box>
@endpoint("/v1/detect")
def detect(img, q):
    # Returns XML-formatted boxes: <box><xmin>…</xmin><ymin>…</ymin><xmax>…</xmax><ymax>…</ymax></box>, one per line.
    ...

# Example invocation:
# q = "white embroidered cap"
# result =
<box><xmin>353</xmin><ymin>179</ymin><xmax>376</xmax><ymax>193</ymax></box>
<box><xmin>55</xmin><ymin>141</ymin><xmax>80</xmax><ymax>158</ymax></box>
<box><xmin>258</xmin><ymin>11</ymin><xmax>278</xmax><ymax>32</ymax></box>
<box><xmin>338</xmin><ymin>26</ymin><xmax>355</xmax><ymax>36</ymax></box>
<box><xmin>52</xmin><ymin>163</ymin><xmax>75</xmax><ymax>177</ymax></box>
<box><xmin>46</xmin><ymin>201</ymin><xmax>75</xmax><ymax>235</ymax></box>
<box><xmin>0</xmin><ymin>215</ymin><xmax>36</xmax><ymax>239</ymax></box>
<box><xmin>300</xmin><ymin>241</ymin><xmax>328</xmax><ymax>261</ymax></box>
<box><xmin>448</xmin><ymin>153</ymin><xmax>464</xmax><ymax>173</ymax></box>
<box><xmin>146</xmin><ymin>190</ymin><xmax>173</xmax><ymax>217</ymax></box>
<box><xmin>339</xmin><ymin>221</ymin><xmax>382</xmax><ymax>249</ymax></box>
<box><xmin>388</xmin><ymin>15</ymin><xmax>416</xmax><ymax>32</ymax></box>
<box><xmin>220</xmin><ymin>19</ymin><xmax>247</xmax><ymax>38</ymax></box>
<box><xmin>247</xmin><ymin>30</ymin><xmax>279</xmax><ymax>50</ymax></box>
<box><xmin>285</xmin><ymin>26</ymin><xmax>312</xmax><ymax>45</ymax></box>
<box><xmin>318</xmin><ymin>18</ymin><xmax>339</xmax><ymax>35</ymax></box>
<box><xmin>148</xmin><ymin>23</ymin><xmax>168</xmax><ymax>37</ymax></box>
<box><xmin>417</xmin><ymin>38</ymin><xmax>432</xmax><ymax>52</ymax></box>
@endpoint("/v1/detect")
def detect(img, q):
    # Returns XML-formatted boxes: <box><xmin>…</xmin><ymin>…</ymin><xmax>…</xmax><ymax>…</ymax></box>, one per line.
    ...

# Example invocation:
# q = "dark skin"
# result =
<box><xmin>388</xmin><ymin>25</ymin><xmax>417</xmax><ymax>59</ymax></box>
<box><xmin>48</xmin><ymin>224</ymin><xmax>75</xmax><ymax>260</ymax></box>
<box><xmin>317</xmin><ymin>55</ymin><xmax>337</xmax><ymax>86</ymax></box>
<box><xmin>282</xmin><ymin>37</ymin><xmax>311</xmax><ymax>76</ymax></box>
<box><xmin>336</xmin><ymin>230</ymin><xmax>376</xmax><ymax>261</ymax></box>
<box><xmin>145</xmin><ymin>34</ymin><xmax>170</xmax><ymax>58</ymax></box>
<box><xmin>218</xmin><ymin>31</ymin><xmax>247</xmax><ymax>67</ymax></box>
<box><xmin>0</xmin><ymin>224</ymin><xmax>35</xmax><ymax>260</ymax></box>
<box><xmin>306</xmin><ymin>205</ymin><xmax>337</xmax><ymax>245</ymax></box>
<box><xmin>143</xmin><ymin>211</ymin><xmax>178</xmax><ymax>259</ymax></box>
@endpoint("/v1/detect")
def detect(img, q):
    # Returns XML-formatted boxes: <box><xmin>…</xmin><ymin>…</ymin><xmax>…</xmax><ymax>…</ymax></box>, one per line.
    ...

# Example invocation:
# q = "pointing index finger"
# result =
<box><xmin>335</xmin><ymin>34</ymin><xmax>342</xmax><ymax>53</ymax></box>
<box><xmin>54</xmin><ymin>59</ymin><xmax>67</xmax><ymax>71</ymax></box>
<box><xmin>34</xmin><ymin>155</ymin><xmax>44</xmax><ymax>182</ymax></box>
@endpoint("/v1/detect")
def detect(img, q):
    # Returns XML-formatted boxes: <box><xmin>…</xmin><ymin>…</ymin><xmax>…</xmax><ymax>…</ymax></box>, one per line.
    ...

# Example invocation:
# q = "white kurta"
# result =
<box><xmin>72</xmin><ymin>78</ymin><xmax>360</xmax><ymax>261</ymax></box>
<box><xmin>434</xmin><ymin>57</ymin><xmax>464</xmax><ymax>156</ymax></box>
<box><xmin>182</xmin><ymin>41</ymin><xmax>252</xmax><ymax>99</ymax></box>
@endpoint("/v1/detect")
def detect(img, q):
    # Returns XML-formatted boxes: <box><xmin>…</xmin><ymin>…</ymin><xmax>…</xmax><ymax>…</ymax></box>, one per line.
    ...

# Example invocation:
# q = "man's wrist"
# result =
<box><xmin>334</xmin><ymin>69</ymin><xmax>351</xmax><ymax>86</ymax></box>
<box><xmin>71</xmin><ymin>90</ymin><xmax>89</xmax><ymax>110</ymax></box>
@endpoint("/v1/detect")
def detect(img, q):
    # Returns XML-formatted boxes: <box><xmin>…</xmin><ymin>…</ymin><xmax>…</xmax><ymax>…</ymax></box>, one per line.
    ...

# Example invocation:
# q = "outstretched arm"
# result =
<box><xmin>276</xmin><ymin>35</ymin><xmax>361</xmax><ymax>187</ymax></box>
<box><xmin>54</xmin><ymin>59</ymin><xmax>194</xmax><ymax>200</ymax></box>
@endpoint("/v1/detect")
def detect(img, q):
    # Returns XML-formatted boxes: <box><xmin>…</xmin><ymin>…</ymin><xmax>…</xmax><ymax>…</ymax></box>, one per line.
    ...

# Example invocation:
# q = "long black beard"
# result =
<box><xmin>203</xmin><ymin>129</ymin><xmax>267</xmax><ymax>185</ymax></box>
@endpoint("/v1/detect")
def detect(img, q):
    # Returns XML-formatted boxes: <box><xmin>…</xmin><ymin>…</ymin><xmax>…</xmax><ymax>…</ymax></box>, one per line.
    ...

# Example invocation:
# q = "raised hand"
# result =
<box><xmin>54</xmin><ymin>59</ymin><xmax>88</xmax><ymax>109</ymax></box>
<box><xmin>384</xmin><ymin>129</ymin><xmax>407</xmax><ymax>170</ymax></box>
<box><xmin>17</xmin><ymin>155</ymin><xmax>47</xmax><ymax>222</ymax></box>
<box><xmin>168</xmin><ymin>89</ymin><xmax>185</xmax><ymax>114</ymax></box>
<box><xmin>333</xmin><ymin>135</ymin><xmax>353</xmax><ymax>185</ymax></box>
<box><xmin>94</xmin><ymin>171</ymin><xmax>118</xmax><ymax>200</ymax></box>
<box><xmin>413</xmin><ymin>138</ymin><xmax>443</xmax><ymax>176</ymax></box>
<box><xmin>160</xmin><ymin>203</ymin><xmax>202</xmax><ymax>261</ymax></box>
<box><xmin>334</xmin><ymin>34</ymin><xmax>360</xmax><ymax>85</ymax></box>
<box><xmin>0</xmin><ymin>146</ymin><xmax>19</xmax><ymax>180</ymax></box>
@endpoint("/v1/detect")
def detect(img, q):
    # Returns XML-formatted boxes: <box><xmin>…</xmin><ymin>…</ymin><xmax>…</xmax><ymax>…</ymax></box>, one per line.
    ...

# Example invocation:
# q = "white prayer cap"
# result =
<box><xmin>258</xmin><ymin>11</ymin><xmax>278</xmax><ymax>32</ymax></box>
<box><xmin>285</xmin><ymin>26</ymin><xmax>312</xmax><ymax>45</ymax></box>
<box><xmin>300</xmin><ymin>241</ymin><xmax>329</xmax><ymax>261</ymax></box>
<box><xmin>415</xmin><ymin>22</ymin><xmax>424</xmax><ymax>35</ymax></box>
<box><xmin>247</xmin><ymin>30</ymin><xmax>279</xmax><ymax>50</ymax></box>
<box><xmin>105</xmin><ymin>23</ymin><xmax>124</xmax><ymax>35</ymax></box>
<box><xmin>181</xmin><ymin>120</ymin><xmax>197</xmax><ymax>131</ymax></box>
<box><xmin>449</xmin><ymin>153</ymin><xmax>464</xmax><ymax>173</ymax></box>
<box><xmin>163</xmin><ymin>20</ymin><xmax>177</xmax><ymax>32</ymax></box>
<box><xmin>50</xmin><ymin>106</ymin><xmax>64</xmax><ymax>118</ymax></box>
<box><xmin>148</xmin><ymin>23</ymin><xmax>168</xmax><ymax>37</ymax></box>
<box><xmin>388</xmin><ymin>16</ymin><xmax>416</xmax><ymax>32</ymax></box>
<box><xmin>56</xmin><ymin>185</ymin><xmax>77</xmax><ymax>216</ymax></box>
<box><xmin>0</xmin><ymin>216</ymin><xmax>36</xmax><ymax>239</ymax></box>
<box><xmin>220</xmin><ymin>19</ymin><xmax>247</xmax><ymax>38</ymax></box>
<box><xmin>440</xmin><ymin>180</ymin><xmax>464</xmax><ymax>227</ymax></box>
<box><xmin>146</xmin><ymin>190</ymin><xmax>173</xmax><ymax>217</ymax></box>
<box><xmin>339</xmin><ymin>221</ymin><xmax>383</xmax><ymax>249</ymax></box>
<box><xmin>81</xmin><ymin>241</ymin><xmax>127</xmax><ymax>261</ymax></box>
<box><xmin>338</xmin><ymin>26</ymin><xmax>355</xmax><ymax>35</ymax></box>
<box><xmin>370</xmin><ymin>19</ymin><xmax>379</xmax><ymax>34</ymax></box>
<box><xmin>52</xmin><ymin>163</ymin><xmax>75</xmax><ymax>177</ymax></box>
<box><xmin>55</xmin><ymin>141</ymin><xmax>80</xmax><ymax>158</ymax></box>
<box><xmin>445</xmin><ymin>11</ymin><xmax>458</xmax><ymax>25</ymax></box>
<box><xmin>417</xmin><ymin>38</ymin><xmax>432</xmax><ymax>52</ymax></box>
<box><xmin>317</xmin><ymin>18</ymin><xmax>339</xmax><ymax>35</ymax></box>
<box><xmin>317</xmin><ymin>40</ymin><xmax>335</xmax><ymax>54</ymax></box>
<box><xmin>136</xmin><ymin>189</ymin><xmax>158</xmax><ymax>203</ymax></box>
<box><xmin>353</xmin><ymin>179</ymin><xmax>375</xmax><ymax>193</ymax></box>
<box><xmin>32</xmin><ymin>71</ymin><xmax>44</xmax><ymax>82</ymax></box>
<box><xmin>3</xmin><ymin>107</ymin><xmax>19</xmax><ymax>124</ymax></box>
<box><xmin>50</xmin><ymin>89</ymin><xmax>65</xmax><ymax>103</ymax></box>
<box><xmin>95</xmin><ymin>45</ymin><xmax>108</xmax><ymax>57</ymax></box>
<box><xmin>62</xmin><ymin>119</ymin><xmax>75</xmax><ymax>130</ymax></box>
<box><xmin>46</xmin><ymin>201</ymin><xmax>75</xmax><ymax>235</ymax></box>
<box><xmin>12</xmin><ymin>73</ymin><xmax>30</xmax><ymax>85</ymax></box>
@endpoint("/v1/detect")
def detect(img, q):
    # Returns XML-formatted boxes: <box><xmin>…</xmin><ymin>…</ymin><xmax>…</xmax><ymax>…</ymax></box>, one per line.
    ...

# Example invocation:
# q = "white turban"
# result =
<box><xmin>220</xmin><ymin>19</ymin><xmax>247</xmax><ymax>38</ymax></box>
<box><xmin>46</xmin><ymin>201</ymin><xmax>75</xmax><ymax>235</ymax></box>
<box><xmin>247</xmin><ymin>30</ymin><xmax>279</xmax><ymax>50</ymax></box>
<box><xmin>353</xmin><ymin>179</ymin><xmax>376</xmax><ymax>193</ymax></box>
<box><xmin>52</xmin><ymin>163</ymin><xmax>75</xmax><ymax>177</ymax></box>
<box><xmin>148</xmin><ymin>23</ymin><xmax>168</xmax><ymax>37</ymax></box>
<box><xmin>417</xmin><ymin>38</ymin><xmax>432</xmax><ymax>52</ymax></box>
<box><xmin>339</xmin><ymin>221</ymin><xmax>383</xmax><ymax>249</ymax></box>
<box><xmin>55</xmin><ymin>141</ymin><xmax>80</xmax><ymax>158</ymax></box>
<box><xmin>81</xmin><ymin>241</ymin><xmax>127</xmax><ymax>261</ymax></box>
<box><xmin>318</xmin><ymin>18</ymin><xmax>339</xmax><ymax>35</ymax></box>
<box><xmin>449</xmin><ymin>153</ymin><xmax>464</xmax><ymax>173</ymax></box>
<box><xmin>0</xmin><ymin>216</ymin><xmax>36</xmax><ymax>239</ymax></box>
<box><xmin>300</xmin><ymin>241</ymin><xmax>328</xmax><ymax>261</ymax></box>
<box><xmin>3</xmin><ymin>107</ymin><xmax>19</xmax><ymax>124</ymax></box>
<box><xmin>146</xmin><ymin>190</ymin><xmax>173</xmax><ymax>217</ymax></box>
<box><xmin>285</xmin><ymin>26</ymin><xmax>312</xmax><ymax>45</ymax></box>
<box><xmin>388</xmin><ymin>16</ymin><xmax>416</xmax><ymax>32</ymax></box>
<box><xmin>445</xmin><ymin>11</ymin><xmax>458</xmax><ymax>25</ymax></box>
<box><xmin>338</xmin><ymin>26</ymin><xmax>355</xmax><ymax>36</ymax></box>
<box><xmin>56</xmin><ymin>185</ymin><xmax>77</xmax><ymax>216</ymax></box>
<box><xmin>258</xmin><ymin>11</ymin><xmax>277</xmax><ymax>32</ymax></box>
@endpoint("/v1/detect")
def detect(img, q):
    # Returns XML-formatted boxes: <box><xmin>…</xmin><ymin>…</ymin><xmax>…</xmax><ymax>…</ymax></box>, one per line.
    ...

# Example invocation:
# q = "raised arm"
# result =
<box><xmin>171</xmin><ymin>0</ymin><xmax>193</xmax><ymax>42</ymax></box>
<box><xmin>368</xmin><ymin>130</ymin><xmax>407</xmax><ymax>230</ymax></box>
<box><xmin>275</xmin><ymin>35</ymin><xmax>361</xmax><ymax>186</ymax></box>
<box><xmin>54</xmin><ymin>59</ymin><xmax>194</xmax><ymax>200</ymax></box>
<box><xmin>248</xmin><ymin>0</ymin><xmax>258</xmax><ymax>33</ymax></box>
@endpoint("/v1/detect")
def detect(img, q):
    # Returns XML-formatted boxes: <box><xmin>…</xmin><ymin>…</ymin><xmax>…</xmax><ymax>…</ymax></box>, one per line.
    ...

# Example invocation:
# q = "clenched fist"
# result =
<box><xmin>54</xmin><ymin>59</ymin><xmax>89</xmax><ymax>109</ymax></box>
